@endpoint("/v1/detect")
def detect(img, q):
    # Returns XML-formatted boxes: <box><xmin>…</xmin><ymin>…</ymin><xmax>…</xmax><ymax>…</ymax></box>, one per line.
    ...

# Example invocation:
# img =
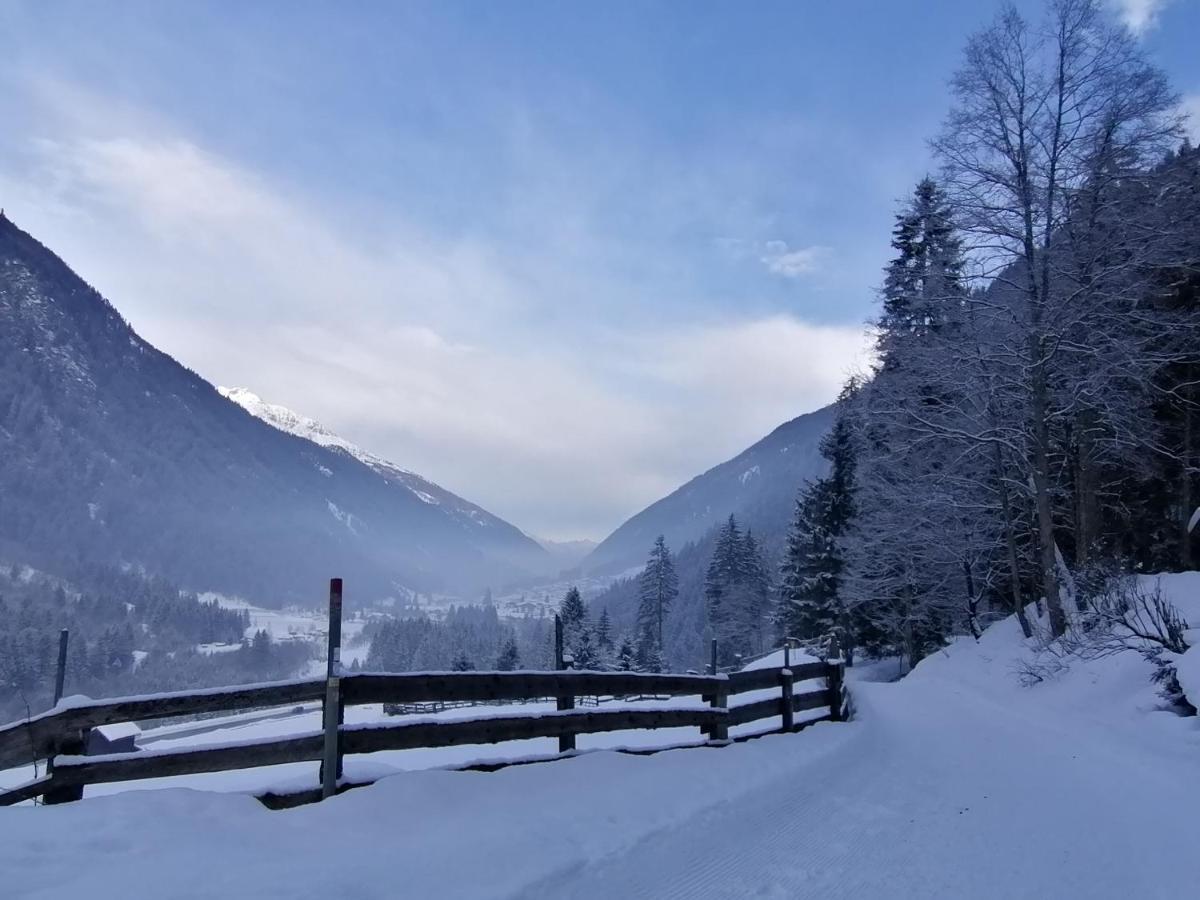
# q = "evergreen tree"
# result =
<box><xmin>637</xmin><ymin>535</ymin><xmax>678</xmax><ymax>663</ymax></box>
<box><xmin>571</xmin><ymin>626</ymin><xmax>600</xmax><ymax>670</ymax></box>
<box><xmin>778</xmin><ymin>384</ymin><xmax>859</xmax><ymax>649</ymax></box>
<box><xmin>634</xmin><ymin>624</ymin><xmax>663</xmax><ymax>672</ymax></box>
<box><xmin>705</xmin><ymin>515</ymin><xmax>743</xmax><ymax>663</ymax></box>
<box><xmin>451</xmin><ymin>650</ymin><xmax>475</xmax><ymax>672</ymax></box>
<box><xmin>596</xmin><ymin>607</ymin><xmax>614</xmax><ymax>654</ymax></box>
<box><xmin>495</xmin><ymin>636</ymin><xmax>520</xmax><ymax>671</ymax></box>
<box><xmin>616</xmin><ymin>637</ymin><xmax>636</xmax><ymax>671</ymax></box>
<box><xmin>878</xmin><ymin>177</ymin><xmax>964</xmax><ymax>365</ymax></box>
<box><xmin>559</xmin><ymin>586</ymin><xmax>587</xmax><ymax>645</ymax></box>
<box><xmin>739</xmin><ymin>530</ymin><xmax>771</xmax><ymax>655</ymax></box>
<box><xmin>704</xmin><ymin>515</ymin><xmax>772</xmax><ymax>664</ymax></box>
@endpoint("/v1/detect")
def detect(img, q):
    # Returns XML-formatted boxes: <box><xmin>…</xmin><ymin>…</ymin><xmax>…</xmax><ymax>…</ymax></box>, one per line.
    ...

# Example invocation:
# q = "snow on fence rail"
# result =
<box><xmin>0</xmin><ymin>663</ymin><xmax>846</xmax><ymax>807</ymax></box>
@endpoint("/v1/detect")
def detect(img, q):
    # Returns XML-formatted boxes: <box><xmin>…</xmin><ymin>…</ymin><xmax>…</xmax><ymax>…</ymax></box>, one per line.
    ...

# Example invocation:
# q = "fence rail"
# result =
<box><xmin>0</xmin><ymin>663</ymin><xmax>846</xmax><ymax>807</ymax></box>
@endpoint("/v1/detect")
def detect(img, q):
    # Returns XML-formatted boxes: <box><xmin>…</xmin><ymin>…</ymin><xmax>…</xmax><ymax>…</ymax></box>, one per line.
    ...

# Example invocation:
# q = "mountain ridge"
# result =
<box><xmin>0</xmin><ymin>213</ymin><xmax>547</xmax><ymax>606</ymax></box>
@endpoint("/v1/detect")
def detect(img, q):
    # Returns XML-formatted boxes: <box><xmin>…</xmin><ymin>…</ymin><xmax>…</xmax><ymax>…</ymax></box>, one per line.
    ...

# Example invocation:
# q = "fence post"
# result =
<box><xmin>709</xmin><ymin>638</ymin><xmax>718</xmax><ymax>676</ymax></box>
<box><xmin>780</xmin><ymin>667</ymin><xmax>794</xmax><ymax>732</ymax></box>
<box><xmin>53</xmin><ymin>629</ymin><xmax>69</xmax><ymax>705</ymax></box>
<box><xmin>42</xmin><ymin>728</ymin><xmax>86</xmax><ymax>805</ymax></box>
<box><xmin>321</xmin><ymin>578</ymin><xmax>344</xmax><ymax>799</ymax></box>
<box><xmin>783</xmin><ymin>641</ymin><xmax>790</xmax><ymax>670</ymax></box>
<box><xmin>40</xmin><ymin>628</ymin><xmax>74</xmax><ymax>800</ymax></box>
<box><xmin>827</xmin><ymin>632</ymin><xmax>845</xmax><ymax>722</ymax></box>
<box><xmin>554</xmin><ymin>615</ymin><xmax>575</xmax><ymax>752</ymax></box>
<box><xmin>710</xmin><ymin>677</ymin><xmax>729</xmax><ymax>741</ymax></box>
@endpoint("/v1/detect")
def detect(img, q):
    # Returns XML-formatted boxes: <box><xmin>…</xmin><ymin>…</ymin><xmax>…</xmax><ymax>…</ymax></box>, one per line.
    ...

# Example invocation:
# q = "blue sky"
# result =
<box><xmin>1</xmin><ymin>0</ymin><xmax>1197</xmax><ymax>539</ymax></box>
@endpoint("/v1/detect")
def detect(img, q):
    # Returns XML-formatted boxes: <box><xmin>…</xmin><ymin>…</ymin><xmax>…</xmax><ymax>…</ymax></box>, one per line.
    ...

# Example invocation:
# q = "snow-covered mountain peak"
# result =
<box><xmin>217</xmin><ymin>387</ymin><xmax>389</xmax><ymax>468</ymax></box>
<box><xmin>218</xmin><ymin>386</ymin><xmax>526</xmax><ymax>535</ymax></box>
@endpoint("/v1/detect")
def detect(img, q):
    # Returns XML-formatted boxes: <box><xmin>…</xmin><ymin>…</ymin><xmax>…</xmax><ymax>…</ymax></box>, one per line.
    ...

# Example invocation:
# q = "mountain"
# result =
<box><xmin>219</xmin><ymin>387</ymin><xmax>541</xmax><ymax>546</ymax></box>
<box><xmin>581</xmin><ymin>404</ymin><xmax>835</xmax><ymax>669</ymax></box>
<box><xmin>533</xmin><ymin>537</ymin><xmax>598</xmax><ymax>573</ymax></box>
<box><xmin>0</xmin><ymin>213</ymin><xmax>548</xmax><ymax>606</ymax></box>
<box><xmin>584</xmin><ymin>404</ymin><xmax>836</xmax><ymax>574</ymax></box>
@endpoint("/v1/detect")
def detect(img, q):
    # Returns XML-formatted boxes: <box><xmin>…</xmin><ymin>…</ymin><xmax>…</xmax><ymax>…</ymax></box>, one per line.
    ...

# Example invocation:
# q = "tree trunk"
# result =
<box><xmin>1182</xmin><ymin>373</ymin><xmax>1195</xmax><ymax>569</ymax></box>
<box><xmin>963</xmin><ymin>560</ymin><xmax>981</xmax><ymax>640</ymax></box>
<box><xmin>994</xmin><ymin>441</ymin><xmax>1032</xmax><ymax>639</ymax></box>
<box><xmin>1072</xmin><ymin>409</ymin><xmax>1100</xmax><ymax>570</ymax></box>
<box><xmin>1030</xmin><ymin>340</ymin><xmax>1067</xmax><ymax>637</ymax></box>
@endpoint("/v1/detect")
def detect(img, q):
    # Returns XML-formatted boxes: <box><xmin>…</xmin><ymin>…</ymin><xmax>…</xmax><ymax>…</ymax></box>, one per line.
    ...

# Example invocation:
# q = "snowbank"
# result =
<box><xmin>0</xmin><ymin>726</ymin><xmax>853</xmax><ymax>899</ymax></box>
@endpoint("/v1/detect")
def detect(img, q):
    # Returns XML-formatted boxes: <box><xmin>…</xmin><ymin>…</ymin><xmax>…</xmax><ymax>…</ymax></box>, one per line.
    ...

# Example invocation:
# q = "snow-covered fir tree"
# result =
<box><xmin>616</xmin><ymin>636</ymin><xmax>636</xmax><ymax>671</ymax></box>
<box><xmin>705</xmin><ymin>515</ymin><xmax>771</xmax><ymax>665</ymax></box>
<box><xmin>495</xmin><ymin>636</ymin><xmax>520</xmax><ymax>671</ymax></box>
<box><xmin>637</xmin><ymin>535</ymin><xmax>678</xmax><ymax>665</ymax></box>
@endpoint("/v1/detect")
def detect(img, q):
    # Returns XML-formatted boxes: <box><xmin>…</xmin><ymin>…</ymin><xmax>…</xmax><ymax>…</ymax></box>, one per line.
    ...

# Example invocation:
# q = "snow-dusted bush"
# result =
<box><xmin>1018</xmin><ymin>574</ymin><xmax>1193</xmax><ymax>711</ymax></box>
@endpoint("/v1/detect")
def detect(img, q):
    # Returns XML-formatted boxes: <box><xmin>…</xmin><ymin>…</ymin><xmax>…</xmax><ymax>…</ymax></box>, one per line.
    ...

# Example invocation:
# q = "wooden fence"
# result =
<box><xmin>0</xmin><ymin>662</ymin><xmax>846</xmax><ymax>808</ymax></box>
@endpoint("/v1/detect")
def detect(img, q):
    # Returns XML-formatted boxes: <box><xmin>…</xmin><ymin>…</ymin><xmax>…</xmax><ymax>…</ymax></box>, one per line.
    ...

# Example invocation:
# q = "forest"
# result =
<box><xmin>0</xmin><ymin>563</ymin><xmax>312</xmax><ymax>723</ymax></box>
<box><xmin>777</xmin><ymin>1</ymin><xmax>1199</xmax><ymax>676</ymax></box>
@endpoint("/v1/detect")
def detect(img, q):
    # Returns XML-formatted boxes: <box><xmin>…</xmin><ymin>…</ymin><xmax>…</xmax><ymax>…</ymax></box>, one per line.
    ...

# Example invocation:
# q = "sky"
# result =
<box><xmin>1</xmin><ymin>0</ymin><xmax>1198</xmax><ymax>541</ymax></box>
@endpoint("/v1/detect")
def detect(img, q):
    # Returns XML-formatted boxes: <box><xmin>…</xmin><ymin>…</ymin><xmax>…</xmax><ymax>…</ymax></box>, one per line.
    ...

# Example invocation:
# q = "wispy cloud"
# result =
<box><xmin>1109</xmin><ymin>0</ymin><xmax>1173</xmax><ymax>36</ymax></box>
<box><xmin>760</xmin><ymin>241</ymin><xmax>831</xmax><ymax>279</ymax></box>
<box><xmin>1182</xmin><ymin>93</ymin><xmax>1200</xmax><ymax>144</ymax></box>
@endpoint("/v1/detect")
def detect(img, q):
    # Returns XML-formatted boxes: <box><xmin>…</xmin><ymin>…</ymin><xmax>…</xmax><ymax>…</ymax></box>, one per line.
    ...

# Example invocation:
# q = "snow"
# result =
<box><xmin>740</xmin><ymin>647</ymin><xmax>818</xmax><ymax>671</ymax></box>
<box><xmin>325</xmin><ymin>499</ymin><xmax>360</xmax><ymax>534</ymax></box>
<box><xmin>204</xmin><ymin>591</ymin><xmax>365</xmax><ymax>650</ymax></box>
<box><xmin>94</xmin><ymin>722</ymin><xmax>140</xmax><ymax>742</ymax></box>
<box><xmin>4</xmin><ymin>575</ymin><xmax>1200</xmax><ymax>897</ymax></box>
<box><xmin>1176</xmin><ymin>646</ymin><xmax>1200</xmax><ymax>706</ymax></box>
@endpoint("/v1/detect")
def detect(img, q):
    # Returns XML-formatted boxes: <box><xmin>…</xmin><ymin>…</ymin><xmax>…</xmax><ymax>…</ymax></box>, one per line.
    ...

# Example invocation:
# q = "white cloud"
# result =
<box><xmin>760</xmin><ymin>241</ymin><xmax>831</xmax><ymax>278</ymax></box>
<box><xmin>1110</xmin><ymin>0</ymin><xmax>1172</xmax><ymax>35</ymax></box>
<box><xmin>1182</xmin><ymin>94</ymin><xmax>1200</xmax><ymax>144</ymax></box>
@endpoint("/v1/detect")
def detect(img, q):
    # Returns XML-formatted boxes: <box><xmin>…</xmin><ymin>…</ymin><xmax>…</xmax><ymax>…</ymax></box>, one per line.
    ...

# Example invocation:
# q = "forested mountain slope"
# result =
<box><xmin>0</xmin><ymin>214</ymin><xmax>547</xmax><ymax>607</ymax></box>
<box><xmin>584</xmin><ymin>404</ymin><xmax>834</xmax><ymax>576</ymax></box>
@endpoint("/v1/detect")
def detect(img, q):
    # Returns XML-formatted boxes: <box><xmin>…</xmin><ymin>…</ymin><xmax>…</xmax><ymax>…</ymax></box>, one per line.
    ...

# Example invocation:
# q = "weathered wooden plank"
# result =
<box><xmin>793</xmin><ymin>688</ymin><xmax>832</xmax><ymax>714</ymax></box>
<box><xmin>726</xmin><ymin>662</ymin><xmax>826</xmax><ymax>695</ymax></box>
<box><xmin>728</xmin><ymin>687</ymin><xmax>830</xmax><ymax>727</ymax></box>
<box><xmin>0</xmin><ymin>775</ymin><xmax>54</xmax><ymax>807</ymax></box>
<box><xmin>342</xmin><ymin>707</ymin><xmax>724</xmax><ymax>755</ymax></box>
<box><xmin>0</xmin><ymin>679</ymin><xmax>326</xmax><ymax>770</ymax></box>
<box><xmin>44</xmin><ymin>732</ymin><xmax>325</xmax><ymax>790</ymax></box>
<box><xmin>727</xmin><ymin>696</ymin><xmax>784</xmax><ymax>727</ymax></box>
<box><xmin>340</xmin><ymin>671</ymin><xmax>721</xmax><ymax>705</ymax></box>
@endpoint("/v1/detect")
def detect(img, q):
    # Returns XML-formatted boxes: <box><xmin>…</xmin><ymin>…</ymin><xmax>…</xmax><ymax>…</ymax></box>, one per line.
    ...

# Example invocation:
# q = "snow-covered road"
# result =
<box><xmin>522</xmin><ymin>665</ymin><xmax>1200</xmax><ymax>899</ymax></box>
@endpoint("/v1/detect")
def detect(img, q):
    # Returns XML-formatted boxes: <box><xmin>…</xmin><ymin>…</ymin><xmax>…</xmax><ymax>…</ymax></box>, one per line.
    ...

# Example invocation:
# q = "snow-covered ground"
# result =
<box><xmin>3</xmin><ymin>574</ymin><xmax>1199</xmax><ymax>898</ymax></box>
<box><xmin>203</xmin><ymin>592</ymin><xmax>369</xmax><ymax>672</ymax></box>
